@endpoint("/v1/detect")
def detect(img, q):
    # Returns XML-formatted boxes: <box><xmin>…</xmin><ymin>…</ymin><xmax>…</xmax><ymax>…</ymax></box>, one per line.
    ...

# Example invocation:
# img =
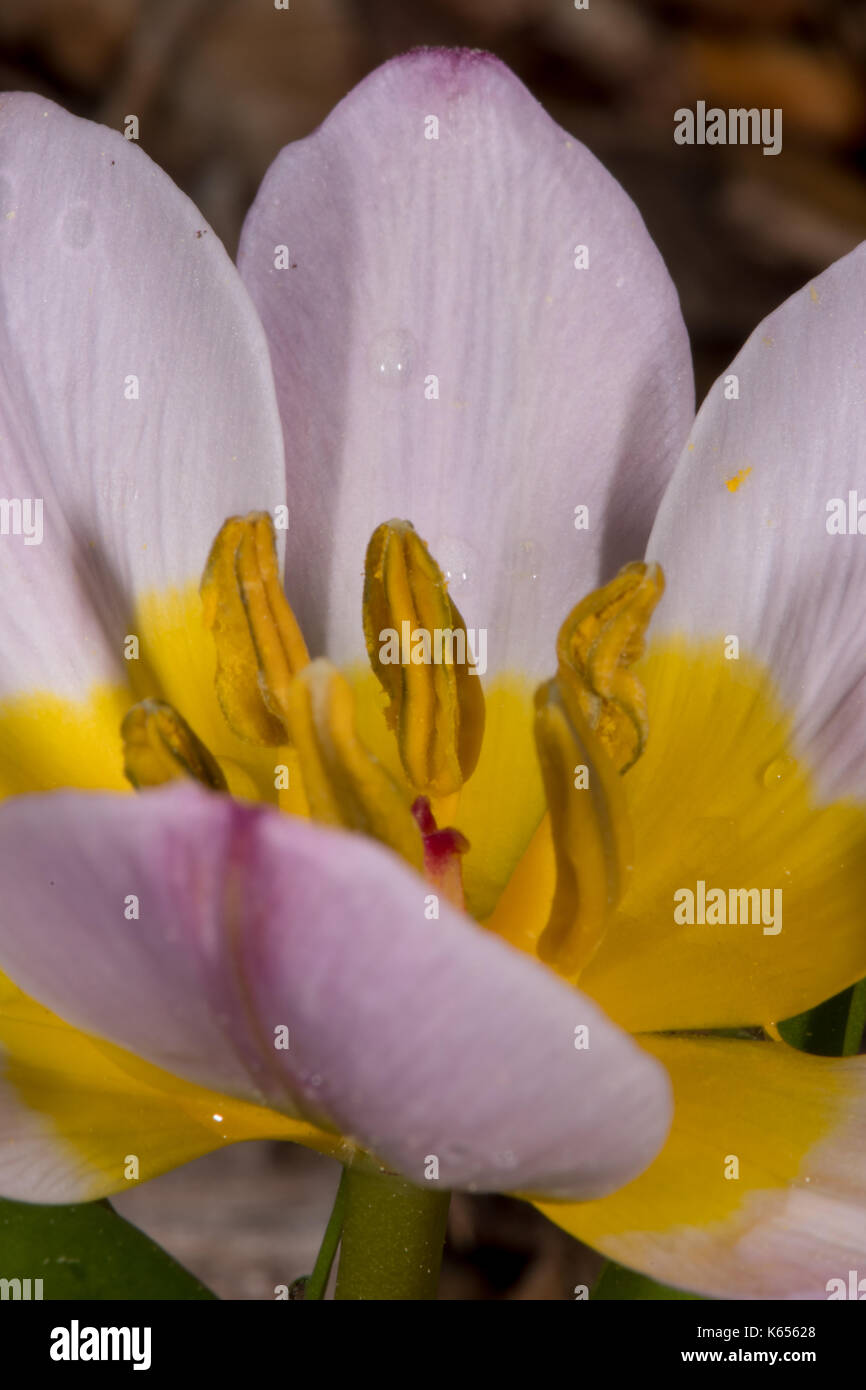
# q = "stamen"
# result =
<box><xmin>200</xmin><ymin>513</ymin><xmax>309</xmax><ymax>746</ymax></box>
<box><xmin>121</xmin><ymin>699</ymin><xmax>227</xmax><ymax>791</ymax></box>
<box><xmin>362</xmin><ymin>520</ymin><xmax>485</xmax><ymax>797</ymax></box>
<box><xmin>411</xmin><ymin>796</ymin><xmax>470</xmax><ymax>910</ymax></box>
<box><xmin>532</xmin><ymin>563</ymin><xmax>663</xmax><ymax>977</ymax></box>
<box><xmin>286</xmin><ymin>658</ymin><xmax>425</xmax><ymax>871</ymax></box>
<box><xmin>534</xmin><ymin>671</ymin><xmax>632</xmax><ymax>977</ymax></box>
<box><xmin>556</xmin><ymin>561</ymin><xmax>664</xmax><ymax>773</ymax></box>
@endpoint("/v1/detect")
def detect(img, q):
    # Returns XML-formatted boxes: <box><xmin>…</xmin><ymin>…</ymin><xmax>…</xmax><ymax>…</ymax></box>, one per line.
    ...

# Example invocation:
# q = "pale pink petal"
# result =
<box><xmin>0</xmin><ymin>783</ymin><xmax>672</xmax><ymax>1196</ymax></box>
<box><xmin>239</xmin><ymin>49</ymin><xmax>693</xmax><ymax>681</ymax></box>
<box><xmin>648</xmin><ymin>241</ymin><xmax>866</xmax><ymax>801</ymax></box>
<box><xmin>0</xmin><ymin>93</ymin><xmax>285</xmax><ymax>702</ymax></box>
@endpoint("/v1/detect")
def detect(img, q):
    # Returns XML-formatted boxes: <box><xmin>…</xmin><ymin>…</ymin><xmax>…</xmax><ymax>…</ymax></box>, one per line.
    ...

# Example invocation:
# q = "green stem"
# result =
<box><xmin>334</xmin><ymin>1168</ymin><xmax>450</xmax><ymax>1300</ymax></box>
<box><xmin>305</xmin><ymin>1168</ymin><xmax>348</xmax><ymax>1301</ymax></box>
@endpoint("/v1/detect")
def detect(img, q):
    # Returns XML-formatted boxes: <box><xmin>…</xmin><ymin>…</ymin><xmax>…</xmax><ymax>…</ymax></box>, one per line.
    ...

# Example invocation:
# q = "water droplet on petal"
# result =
<box><xmin>433</xmin><ymin>535</ymin><xmax>479</xmax><ymax>592</ymax></box>
<box><xmin>761</xmin><ymin>754</ymin><xmax>797</xmax><ymax>788</ymax></box>
<box><xmin>514</xmin><ymin>538</ymin><xmax>545</xmax><ymax>582</ymax></box>
<box><xmin>368</xmin><ymin>328</ymin><xmax>416</xmax><ymax>387</ymax></box>
<box><xmin>60</xmin><ymin>202</ymin><xmax>95</xmax><ymax>250</ymax></box>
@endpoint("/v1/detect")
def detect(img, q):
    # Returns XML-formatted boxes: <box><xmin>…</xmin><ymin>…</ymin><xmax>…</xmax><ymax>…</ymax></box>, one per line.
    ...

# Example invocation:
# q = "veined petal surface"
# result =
<box><xmin>239</xmin><ymin>48</ymin><xmax>693</xmax><ymax>682</ymax></box>
<box><xmin>0</xmin><ymin>784</ymin><xmax>672</xmax><ymax>1198</ymax></box>
<box><xmin>648</xmin><ymin>242</ymin><xmax>866</xmax><ymax>804</ymax></box>
<box><xmin>0</xmin><ymin>93</ymin><xmax>286</xmax><ymax>708</ymax></box>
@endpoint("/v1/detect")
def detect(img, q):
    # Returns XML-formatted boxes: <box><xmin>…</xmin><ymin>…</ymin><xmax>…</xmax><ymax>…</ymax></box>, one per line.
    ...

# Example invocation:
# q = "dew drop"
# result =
<box><xmin>761</xmin><ymin>754</ymin><xmax>797</xmax><ymax>789</ymax></box>
<box><xmin>432</xmin><ymin>535</ymin><xmax>479</xmax><ymax>591</ymax></box>
<box><xmin>514</xmin><ymin>538</ymin><xmax>545</xmax><ymax>582</ymax></box>
<box><xmin>60</xmin><ymin>201</ymin><xmax>95</xmax><ymax>250</ymax></box>
<box><xmin>368</xmin><ymin>327</ymin><xmax>416</xmax><ymax>386</ymax></box>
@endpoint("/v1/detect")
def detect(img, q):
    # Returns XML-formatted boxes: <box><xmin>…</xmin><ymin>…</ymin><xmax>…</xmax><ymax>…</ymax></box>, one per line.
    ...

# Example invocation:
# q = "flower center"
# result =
<box><xmin>118</xmin><ymin>512</ymin><xmax>662</xmax><ymax>975</ymax></box>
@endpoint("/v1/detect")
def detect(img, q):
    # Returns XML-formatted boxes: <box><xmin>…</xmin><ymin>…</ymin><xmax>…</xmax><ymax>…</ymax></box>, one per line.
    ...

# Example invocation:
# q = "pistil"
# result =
<box><xmin>412</xmin><ymin>796</ymin><xmax>470</xmax><ymax>910</ymax></box>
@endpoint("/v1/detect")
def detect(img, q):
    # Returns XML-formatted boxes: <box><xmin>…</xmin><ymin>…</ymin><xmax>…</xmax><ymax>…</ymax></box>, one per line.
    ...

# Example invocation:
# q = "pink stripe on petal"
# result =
<box><xmin>0</xmin><ymin>784</ymin><xmax>671</xmax><ymax>1197</ymax></box>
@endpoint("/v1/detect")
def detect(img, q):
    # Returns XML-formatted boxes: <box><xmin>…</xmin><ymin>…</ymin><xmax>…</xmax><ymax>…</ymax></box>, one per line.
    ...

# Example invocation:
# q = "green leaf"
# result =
<box><xmin>779</xmin><ymin>976</ymin><xmax>866</xmax><ymax>1057</ymax></box>
<box><xmin>590</xmin><ymin>1259</ymin><xmax>705</xmax><ymax>1300</ymax></box>
<box><xmin>0</xmin><ymin>1197</ymin><xmax>216</xmax><ymax>1299</ymax></box>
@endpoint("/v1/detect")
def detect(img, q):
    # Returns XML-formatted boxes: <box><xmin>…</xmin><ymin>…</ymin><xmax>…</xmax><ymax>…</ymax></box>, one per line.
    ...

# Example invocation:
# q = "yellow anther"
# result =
<box><xmin>286</xmin><ymin>658</ymin><xmax>425</xmax><ymax>872</ymax></box>
<box><xmin>362</xmin><ymin>520</ymin><xmax>485</xmax><ymax>797</ymax></box>
<box><xmin>121</xmin><ymin>699</ymin><xmax>227</xmax><ymax>791</ymax></box>
<box><xmin>531</xmin><ymin>564</ymin><xmax>662</xmax><ymax>977</ymax></box>
<box><xmin>200</xmin><ymin>512</ymin><xmax>309</xmax><ymax>745</ymax></box>
<box><xmin>556</xmin><ymin>561</ymin><xmax>664</xmax><ymax>773</ymax></box>
<box><xmin>533</xmin><ymin>668</ymin><xmax>633</xmax><ymax>978</ymax></box>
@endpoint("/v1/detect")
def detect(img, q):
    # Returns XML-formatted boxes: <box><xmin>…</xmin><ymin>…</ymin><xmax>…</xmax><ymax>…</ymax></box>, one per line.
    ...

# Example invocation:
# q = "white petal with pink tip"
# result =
<box><xmin>0</xmin><ymin>93</ymin><xmax>285</xmax><ymax>701</ymax></box>
<box><xmin>239</xmin><ymin>49</ymin><xmax>693</xmax><ymax>680</ymax></box>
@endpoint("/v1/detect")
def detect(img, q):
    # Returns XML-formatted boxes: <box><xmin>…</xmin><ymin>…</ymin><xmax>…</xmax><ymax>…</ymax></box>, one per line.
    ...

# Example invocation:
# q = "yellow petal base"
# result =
<box><xmin>537</xmin><ymin>1035</ymin><xmax>866</xmax><ymax>1299</ymax></box>
<box><xmin>491</xmin><ymin>638</ymin><xmax>866</xmax><ymax>1032</ymax></box>
<box><xmin>0</xmin><ymin>974</ymin><xmax>346</xmax><ymax>1202</ymax></box>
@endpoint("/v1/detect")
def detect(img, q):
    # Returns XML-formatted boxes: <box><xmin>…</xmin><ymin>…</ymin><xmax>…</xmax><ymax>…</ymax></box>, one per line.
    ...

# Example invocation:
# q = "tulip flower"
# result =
<box><xmin>0</xmin><ymin>50</ymin><xmax>863</xmax><ymax>1301</ymax></box>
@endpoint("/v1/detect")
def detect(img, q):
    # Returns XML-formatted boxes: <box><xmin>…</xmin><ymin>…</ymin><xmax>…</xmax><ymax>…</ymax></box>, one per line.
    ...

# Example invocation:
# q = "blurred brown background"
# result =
<box><xmin>3</xmin><ymin>0</ymin><xmax>863</xmax><ymax>1297</ymax></box>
